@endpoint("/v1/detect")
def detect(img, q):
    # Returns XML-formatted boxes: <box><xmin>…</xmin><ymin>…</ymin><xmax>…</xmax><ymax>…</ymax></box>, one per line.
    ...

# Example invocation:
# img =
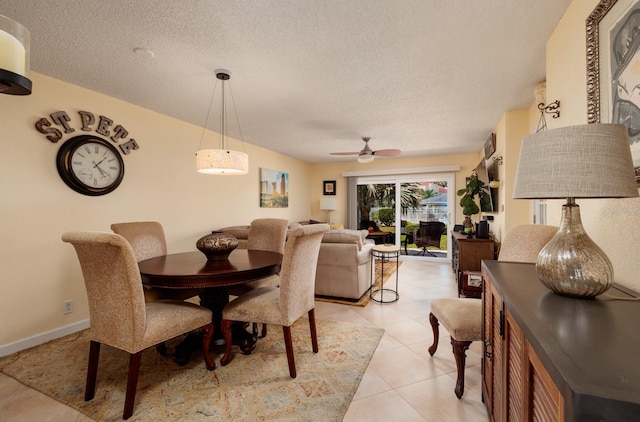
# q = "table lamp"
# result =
<box><xmin>513</xmin><ymin>123</ymin><xmax>638</xmax><ymax>298</ymax></box>
<box><xmin>320</xmin><ymin>197</ymin><xmax>337</xmax><ymax>224</ymax></box>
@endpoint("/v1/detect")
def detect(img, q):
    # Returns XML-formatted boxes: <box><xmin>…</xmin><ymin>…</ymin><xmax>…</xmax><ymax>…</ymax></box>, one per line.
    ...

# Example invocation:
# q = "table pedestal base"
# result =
<box><xmin>170</xmin><ymin>287</ymin><xmax>257</xmax><ymax>365</ymax></box>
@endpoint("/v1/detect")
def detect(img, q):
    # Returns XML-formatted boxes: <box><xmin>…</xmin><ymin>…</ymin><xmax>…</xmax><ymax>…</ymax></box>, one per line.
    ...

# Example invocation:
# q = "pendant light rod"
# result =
<box><xmin>216</xmin><ymin>69</ymin><xmax>230</xmax><ymax>150</ymax></box>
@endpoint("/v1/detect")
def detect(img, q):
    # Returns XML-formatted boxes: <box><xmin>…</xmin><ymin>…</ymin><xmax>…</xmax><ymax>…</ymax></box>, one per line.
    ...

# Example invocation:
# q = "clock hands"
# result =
<box><xmin>92</xmin><ymin>160</ymin><xmax>112</xmax><ymax>180</ymax></box>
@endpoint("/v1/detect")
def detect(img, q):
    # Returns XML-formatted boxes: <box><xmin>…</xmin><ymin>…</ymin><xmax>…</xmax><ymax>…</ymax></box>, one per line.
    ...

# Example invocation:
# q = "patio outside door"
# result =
<box><xmin>356</xmin><ymin>173</ymin><xmax>454</xmax><ymax>260</ymax></box>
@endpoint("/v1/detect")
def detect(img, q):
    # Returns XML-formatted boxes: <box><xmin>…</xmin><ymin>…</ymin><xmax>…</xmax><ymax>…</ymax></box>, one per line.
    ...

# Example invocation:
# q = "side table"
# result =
<box><xmin>370</xmin><ymin>244</ymin><xmax>400</xmax><ymax>303</ymax></box>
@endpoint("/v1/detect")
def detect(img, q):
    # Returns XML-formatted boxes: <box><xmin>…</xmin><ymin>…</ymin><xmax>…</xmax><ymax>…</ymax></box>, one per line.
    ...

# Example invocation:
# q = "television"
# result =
<box><xmin>474</xmin><ymin>159</ymin><xmax>498</xmax><ymax>213</ymax></box>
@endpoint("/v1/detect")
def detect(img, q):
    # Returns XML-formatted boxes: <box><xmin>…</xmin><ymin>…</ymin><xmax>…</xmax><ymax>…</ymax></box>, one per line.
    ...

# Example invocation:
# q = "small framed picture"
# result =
<box><xmin>468</xmin><ymin>273</ymin><xmax>483</xmax><ymax>288</ymax></box>
<box><xmin>484</xmin><ymin>133</ymin><xmax>496</xmax><ymax>160</ymax></box>
<box><xmin>323</xmin><ymin>180</ymin><xmax>336</xmax><ymax>195</ymax></box>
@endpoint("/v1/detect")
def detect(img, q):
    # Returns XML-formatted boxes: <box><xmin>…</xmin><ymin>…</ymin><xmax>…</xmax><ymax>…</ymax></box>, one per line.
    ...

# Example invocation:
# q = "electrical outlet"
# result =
<box><xmin>63</xmin><ymin>300</ymin><xmax>73</xmax><ymax>314</ymax></box>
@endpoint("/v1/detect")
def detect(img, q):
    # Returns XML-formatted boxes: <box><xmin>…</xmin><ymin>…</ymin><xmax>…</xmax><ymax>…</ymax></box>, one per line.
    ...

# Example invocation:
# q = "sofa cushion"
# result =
<box><xmin>322</xmin><ymin>229</ymin><xmax>364</xmax><ymax>250</ymax></box>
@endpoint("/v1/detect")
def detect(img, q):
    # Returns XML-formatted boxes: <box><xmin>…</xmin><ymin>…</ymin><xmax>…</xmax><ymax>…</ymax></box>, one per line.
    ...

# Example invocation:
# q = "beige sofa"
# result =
<box><xmin>314</xmin><ymin>229</ymin><xmax>374</xmax><ymax>300</ymax></box>
<box><xmin>217</xmin><ymin>225</ymin><xmax>374</xmax><ymax>300</ymax></box>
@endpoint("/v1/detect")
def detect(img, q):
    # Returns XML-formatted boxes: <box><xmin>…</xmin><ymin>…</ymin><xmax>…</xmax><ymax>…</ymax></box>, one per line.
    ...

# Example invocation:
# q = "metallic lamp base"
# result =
<box><xmin>536</xmin><ymin>200</ymin><xmax>613</xmax><ymax>299</ymax></box>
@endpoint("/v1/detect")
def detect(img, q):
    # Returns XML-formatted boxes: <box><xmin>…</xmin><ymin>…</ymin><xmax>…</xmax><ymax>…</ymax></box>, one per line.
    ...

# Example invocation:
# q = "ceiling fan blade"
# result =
<box><xmin>373</xmin><ymin>149</ymin><xmax>401</xmax><ymax>157</ymax></box>
<box><xmin>329</xmin><ymin>151</ymin><xmax>360</xmax><ymax>155</ymax></box>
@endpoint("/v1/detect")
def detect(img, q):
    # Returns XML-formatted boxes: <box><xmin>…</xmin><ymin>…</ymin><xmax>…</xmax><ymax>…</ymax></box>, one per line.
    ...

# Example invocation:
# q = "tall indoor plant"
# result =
<box><xmin>456</xmin><ymin>172</ymin><xmax>490</xmax><ymax>232</ymax></box>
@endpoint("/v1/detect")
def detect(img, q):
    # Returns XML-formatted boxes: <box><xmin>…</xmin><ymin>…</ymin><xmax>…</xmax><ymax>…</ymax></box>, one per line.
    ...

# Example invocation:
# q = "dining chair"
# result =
<box><xmin>228</xmin><ymin>218</ymin><xmax>289</xmax><ymax>338</ymax></box>
<box><xmin>62</xmin><ymin>231</ymin><xmax>215</xmax><ymax>420</ymax></box>
<box><xmin>220</xmin><ymin>224</ymin><xmax>329</xmax><ymax>378</ymax></box>
<box><xmin>427</xmin><ymin>224</ymin><xmax>557</xmax><ymax>398</ymax></box>
<box><xmin>111</xmin><ymin>221</ymin><xmax>200</xmax><ymax>303</ymax></box>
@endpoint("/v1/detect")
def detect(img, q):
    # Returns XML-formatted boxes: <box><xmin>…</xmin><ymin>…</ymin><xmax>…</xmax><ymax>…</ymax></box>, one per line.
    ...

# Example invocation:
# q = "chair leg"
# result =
<box><xmin>85</xmin><ymin>340</ymin><xmax>100</xmax><ymax>401</ymax></box>
<box><xmin>283</xmin><ymin>326</ymin><xmax>297</xmax><ymax>378</ymax></box>
<box><xmin>451</xmin><ymin>338</ymin><xmax>472</xmax><ymax>399</ymax></box>
<box><xmin>220</xmin><ymin>319</ymin><xmax>234</xmax><ymax>366</ymax></box>
<box><xmin>201</xmin><ymin>323</ymin><xmax>215</xmax><ymax>370</ymax></box>
<box><xmin>308</xmin><ymin>309</ymin><xmax>318</xmax><ymax>353</ymax></box>
<box><xmin>123</xmin><ymin>351</ymin><xmax>142</xmax><ymax>420</ymax></box>
<box><xmin>427</xmin><ymin>313</ymin><xmax>439</xmax><ymax>356</ymax></box>
<box><xmin>155</xmin><ymin>342</ymin><xmax>167</xmax><ymax>356</ymax></box>
<box><xmin>252</xmin><ymin>323</ymin><xmax>268</xmax><ymax>339</ymax></box>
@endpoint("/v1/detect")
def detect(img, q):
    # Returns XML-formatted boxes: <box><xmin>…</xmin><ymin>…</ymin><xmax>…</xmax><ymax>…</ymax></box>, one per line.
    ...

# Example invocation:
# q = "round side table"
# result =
<box><xmin>370</xmin><ymin>244</ymin><xmax>400</xmax><ymax>303</ymax></box>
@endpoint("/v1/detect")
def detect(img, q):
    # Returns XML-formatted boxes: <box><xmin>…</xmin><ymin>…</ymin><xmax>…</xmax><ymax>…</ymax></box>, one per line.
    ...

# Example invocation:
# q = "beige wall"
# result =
<box><xmin>544</xmin><ymin>0</ymin><xmax>640</xmax><ymax>290</ymax></box>
<box><xmin>0</xmin><ymin>73</ymin><xmax>312</xmax><ymax>350</ymax></box>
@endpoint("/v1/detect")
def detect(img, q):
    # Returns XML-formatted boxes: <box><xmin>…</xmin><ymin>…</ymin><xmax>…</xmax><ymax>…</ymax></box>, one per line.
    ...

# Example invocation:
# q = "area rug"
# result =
<box><xmin>0</xmin><ymin>318</ymin><xmax>383</xmax><ymax>421</ymax></box>
<box><xmin>315</xmin><ymin>260</ymin><xmax>403</xmax><ymax>307</ymax></box>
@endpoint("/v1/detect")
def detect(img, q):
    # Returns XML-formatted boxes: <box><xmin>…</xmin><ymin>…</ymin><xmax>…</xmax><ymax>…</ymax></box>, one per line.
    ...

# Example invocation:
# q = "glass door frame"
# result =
<box><xmin>357</xmin><ymin>172</ymin><xmax>456</xmax><ymax>260</ymax></box>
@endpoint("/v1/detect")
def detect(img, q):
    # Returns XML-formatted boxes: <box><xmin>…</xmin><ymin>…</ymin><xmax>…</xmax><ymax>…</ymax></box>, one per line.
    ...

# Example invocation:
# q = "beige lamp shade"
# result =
<box><xmin>196</xmin><ymin>149</ymin><xmax>249</xmax><ymax>175</ymax></box>
<box><xmin>513</xmin><ymin>123</ymin><xmax>638</xmax><ymax>199</ymax></box>
<box><xmin>320</xmin><ymin>198</ymin><xmax>337</xmax><ymax>211</ymax></box>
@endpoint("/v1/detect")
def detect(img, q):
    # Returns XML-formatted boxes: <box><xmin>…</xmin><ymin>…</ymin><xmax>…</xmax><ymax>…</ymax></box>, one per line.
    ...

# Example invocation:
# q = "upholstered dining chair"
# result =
<box><xmin>62</xmin><ymin>231</ymin><xmax>215</xmax><ymax>420</ymax></box>
<box><xmin>220</xmin><ymin>224</ymin><xmax>329</xmax><ymax>378</ymax></box>
<box><xmin>111</xmin><ymin>221</ymin><xmax>199</xmax><ymax>303</ymax></box>
<box><xmin>427</xmin><ymin>224</ymin><xmax>557</xmax><ymax>398</ymax></box>
<box><xmin>228</xmin><ymin>218</ymin><xmax>289</xmax><ymax>338</ymax></box>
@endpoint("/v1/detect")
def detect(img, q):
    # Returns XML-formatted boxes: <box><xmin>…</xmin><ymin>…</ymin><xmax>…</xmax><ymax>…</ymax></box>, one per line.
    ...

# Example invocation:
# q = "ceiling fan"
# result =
<box><xmin>330</xmin><ymin>137</ymin><xmax>401</xmax><ymax>163</ymax></box>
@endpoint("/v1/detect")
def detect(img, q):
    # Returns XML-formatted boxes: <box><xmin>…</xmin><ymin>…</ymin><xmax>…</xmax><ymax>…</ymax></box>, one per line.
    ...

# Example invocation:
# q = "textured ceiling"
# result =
<box><xmin>1</xmin><ymin>0</ymin><xmax>571</xmax><ymax>163</ymax></box>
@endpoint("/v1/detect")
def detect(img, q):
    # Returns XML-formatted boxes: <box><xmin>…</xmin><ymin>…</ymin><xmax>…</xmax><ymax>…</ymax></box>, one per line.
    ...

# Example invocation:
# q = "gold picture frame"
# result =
<box><xmin>586</xmin><ymin>0</ymin><xmax>640</xmax><ymax>184</ymax></box>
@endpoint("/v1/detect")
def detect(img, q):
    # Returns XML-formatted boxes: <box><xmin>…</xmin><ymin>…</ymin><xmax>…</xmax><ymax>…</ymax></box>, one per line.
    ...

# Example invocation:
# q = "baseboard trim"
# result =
<box><xmin>0</xmin><ymin>319</ymin><xmax>89</xmax><ymax>358</ymax></box>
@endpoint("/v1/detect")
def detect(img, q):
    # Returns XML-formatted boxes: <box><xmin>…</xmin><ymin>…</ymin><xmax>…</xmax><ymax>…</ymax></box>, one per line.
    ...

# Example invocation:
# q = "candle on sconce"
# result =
<box><xmin>0</xmin><ymin>29</ymin><xmax>26</xmax><ymax>75</ymax></box>
<box><xmin>0</xmin><ymin>15</ymin><xmax>31</xmax><ymax>95</ymax></box>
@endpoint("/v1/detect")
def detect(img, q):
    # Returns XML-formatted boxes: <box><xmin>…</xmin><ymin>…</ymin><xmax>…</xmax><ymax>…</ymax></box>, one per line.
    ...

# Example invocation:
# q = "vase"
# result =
<box><xmin>196</xmin><ymin>232</ymin><xmax>239</xmax><ymax>261</ymax></box>
<box><xmin>462</xmin><ymin>216</ymin><xmax>473</xmax><ymax>234</ymax></box>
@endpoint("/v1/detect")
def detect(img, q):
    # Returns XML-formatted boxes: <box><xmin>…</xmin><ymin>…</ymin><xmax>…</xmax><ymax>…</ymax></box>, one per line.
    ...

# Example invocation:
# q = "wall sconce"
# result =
<box><xmin>320</xmin><ymin>197</ymin><xmax>337</xmax><ymax>224</ymax></box>
<box><xmin>536</xmin><ymin>100</ymin><xmax>560</xmax><ymax>132</ymax></box>
<box><xmin>492</xmin><ymin>156</ymin><xmax>503</xmax><ymax>165</ymax></box>
<box><xmin>0</xmin><ymin>15</ymin><xmax>32</xmax><ymax>95</ymax></box>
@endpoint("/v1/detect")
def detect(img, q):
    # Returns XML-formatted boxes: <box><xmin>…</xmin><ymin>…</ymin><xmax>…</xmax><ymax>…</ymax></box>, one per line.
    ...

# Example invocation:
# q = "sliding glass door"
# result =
<box><xmin>356</xmin><ymin>173</ymin><xmax>455</xmax><ymax>260</ymax></box>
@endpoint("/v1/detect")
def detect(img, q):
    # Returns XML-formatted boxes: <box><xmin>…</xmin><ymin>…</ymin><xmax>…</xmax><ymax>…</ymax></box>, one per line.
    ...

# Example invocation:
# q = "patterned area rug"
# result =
<box><xmin>0</xmin><ymin>318</ymin><xmax>383</xmax><ymax>421</ymax></box>
<box><xmin>315</xmin><ymin>260</ymin><xmax>402</xmax><ymax>306</ymax></box>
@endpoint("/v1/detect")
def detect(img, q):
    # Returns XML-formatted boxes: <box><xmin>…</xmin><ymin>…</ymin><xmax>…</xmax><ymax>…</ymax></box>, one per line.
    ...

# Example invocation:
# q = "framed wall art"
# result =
<box><xmin>260</xmin><ymin>168</ymin><xmax>289</xmax><ymax>208</ymax></box>
<box><xmin>483</xmin><ymin>133</ymin><xmax>496</xmax><ymax>160</ymax></box>
<box><xmin>323</xmin><ymin>180</ymin><xmax>336</xmax><ymax>195</ymax></box>
<box><xmin>587</xmin><ymin>0</ymin><xmax>640</xmax><ymax>184</ymax></box>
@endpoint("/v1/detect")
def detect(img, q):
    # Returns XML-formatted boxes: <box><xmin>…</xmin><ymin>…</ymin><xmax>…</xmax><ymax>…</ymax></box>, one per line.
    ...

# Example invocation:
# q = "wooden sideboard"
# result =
<box><xmin>481</xmin><ymin>260</ymin><xmax>640</xmax><ymax>421</ymax></box>
<box><xmin>451</xmin><ymin>231</ymin><xmax>494</xmax><ymax>297</ymax></box>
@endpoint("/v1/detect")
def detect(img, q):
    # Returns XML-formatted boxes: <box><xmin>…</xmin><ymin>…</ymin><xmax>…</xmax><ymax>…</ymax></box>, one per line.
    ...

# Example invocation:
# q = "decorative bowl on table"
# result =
<box><xmin>196</xmin><ymin>232</ymin><xmax>239</xmax><ymax>261</ymax></box>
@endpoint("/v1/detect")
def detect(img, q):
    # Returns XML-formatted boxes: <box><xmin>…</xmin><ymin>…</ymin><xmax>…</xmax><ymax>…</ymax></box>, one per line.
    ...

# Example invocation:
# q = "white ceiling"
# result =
<box><xmin>1</xmin><ymin>0</ymin><xmax>571</xmax><ymax>163</ymax></box>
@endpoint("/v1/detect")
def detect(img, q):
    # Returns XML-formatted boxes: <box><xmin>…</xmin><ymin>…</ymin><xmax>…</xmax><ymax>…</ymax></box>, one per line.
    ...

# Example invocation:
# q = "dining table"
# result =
<box><xmin>138</xmin><ymin>248</ymin><xmax>283</xmax><ymax>363</ymax></box>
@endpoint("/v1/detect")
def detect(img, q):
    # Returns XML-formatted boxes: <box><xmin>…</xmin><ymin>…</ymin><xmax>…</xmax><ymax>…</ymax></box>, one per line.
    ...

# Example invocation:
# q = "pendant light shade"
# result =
<box><xmin>0</xmin><ymin>15</ymin><xmax>32</xmax><ymax>95</ymax></box>
<box><xmin>196</xmin><ymin>69</ymin><xmax>249</xmax><ymax>175</ymax></box>
<box><xmin>196</xmin><ymin>149</ymin><xmax>248</xmax><ymax>175</ymax></box>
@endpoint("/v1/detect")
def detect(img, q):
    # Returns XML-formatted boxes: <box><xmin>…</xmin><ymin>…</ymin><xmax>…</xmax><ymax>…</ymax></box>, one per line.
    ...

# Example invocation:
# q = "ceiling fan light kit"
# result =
<box><xmin>331</xmin><ymin>137</ymin><xmax>400</xmax><ymax>163</ymax></box>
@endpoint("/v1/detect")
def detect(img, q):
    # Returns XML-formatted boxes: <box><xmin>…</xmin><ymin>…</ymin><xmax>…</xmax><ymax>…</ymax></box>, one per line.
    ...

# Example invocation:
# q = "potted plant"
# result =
<box><xmin>457</xmin><ymin>172</ymin><xmax>491</xmax><ymax>233</ymax></box>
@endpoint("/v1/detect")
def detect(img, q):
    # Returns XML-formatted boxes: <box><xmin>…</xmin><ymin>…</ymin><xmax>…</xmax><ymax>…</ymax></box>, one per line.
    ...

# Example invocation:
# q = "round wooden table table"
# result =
<box><xmin>138</xmin><ymin>249</ymin><xmax>282</xmax><ymax>360</ymax></box>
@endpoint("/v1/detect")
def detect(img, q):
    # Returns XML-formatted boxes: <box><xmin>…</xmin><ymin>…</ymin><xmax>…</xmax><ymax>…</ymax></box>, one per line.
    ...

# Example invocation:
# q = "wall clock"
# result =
<box><xmin>56</xmin><ymin>135</ymin><xmax>125</xmax><ymax>196</ymax></box>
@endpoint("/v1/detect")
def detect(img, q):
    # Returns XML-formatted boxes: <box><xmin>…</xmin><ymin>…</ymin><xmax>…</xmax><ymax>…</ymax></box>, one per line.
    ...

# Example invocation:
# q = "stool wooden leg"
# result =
<box><xmin>427</xmin><ymin>313</ymin><xmax>439</xmax><ymax>356</ymax></box>
<box><xmin>451</xmin><ymin>338</ymin><xmax>472</xmax><ymax>399</ymax></box>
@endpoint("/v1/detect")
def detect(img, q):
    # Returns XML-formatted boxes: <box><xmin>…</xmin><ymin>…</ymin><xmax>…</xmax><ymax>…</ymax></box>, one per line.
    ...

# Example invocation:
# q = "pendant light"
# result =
<box><xmin>196</xmin><ymin>69</ymin><xmax>249</xmax><ymax>175</ymax></box>
<box><xmin>0</xmin><ymin>15</ymin><xmax>32</xmax><ymax>95</ymax></box>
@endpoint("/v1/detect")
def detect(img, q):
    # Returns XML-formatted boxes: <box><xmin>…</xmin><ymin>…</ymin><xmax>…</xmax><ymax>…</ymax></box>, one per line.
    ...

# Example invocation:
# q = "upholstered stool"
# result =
<box><xmin>428</xmin><ymin>297</ymin><xmax>482</xmax><ymax>398</ymax></box>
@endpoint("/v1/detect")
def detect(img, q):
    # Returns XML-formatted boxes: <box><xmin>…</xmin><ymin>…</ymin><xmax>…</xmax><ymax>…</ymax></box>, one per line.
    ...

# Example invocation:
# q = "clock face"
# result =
<box><xmin>56</xmin><ymin>135</ymin><xmax>125</xmax><ymax>196</ymax></box>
